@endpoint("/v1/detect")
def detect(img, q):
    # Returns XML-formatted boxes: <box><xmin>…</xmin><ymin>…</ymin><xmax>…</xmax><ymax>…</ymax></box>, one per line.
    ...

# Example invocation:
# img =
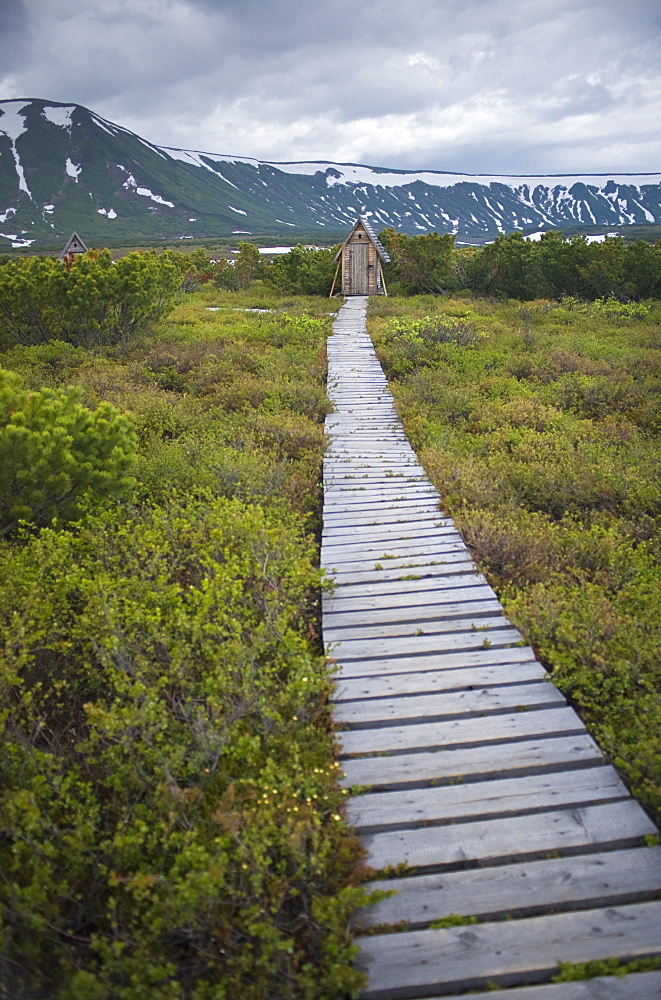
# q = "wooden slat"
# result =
<box><xmin>333</xmin><ymin>645</ymin><xmax>540</xmax><ymax>680</ymax></box>
<box><xmin>325</xmin><ymin>612</ymin><xmax>508</xmax><ymax>642</ymax></box>
<box><xmin>346</xmin><ymin>766</ymin><xmax>626</xmax><ymax>832</ymax></box>
<box><xmin>324</xmin><ymin>597</ymin><xmax>506</xmax><ymax>629</ymax></box>
<box><xmin>323</xmin><ymin>511</ymin><xmax>444</xmax><ymax>528</ymax></box>
<box><xmin>326</xmin><ymin>558</ymin><xmax>477</xmax><ymax>588</ymax></box>
<box><xmin>322</xmin><ymin>545</ymin><xmax>469</xmax><ymax>570</ymax></box>
<box><xmin>337</xmin><ymin>706</ymin><xmax>587</xmax><ymax>757</ymax></box>
<box><xmin>339</xmin><ymin>734</ymin><xmax>604</xmax><ymax>791</ymax></box>
<box><xmin>322</xmin><ymin>523</ymin><xmax>453</xmax><ymax>545</ymax></box>
<box><xmin>333</xmin><ymin>659</ymin><xmax>547</xmax><ymax>701</ymax></box>
<box><xmin>354</xmin><ymin>847</ymin><xmax>661</xmax><ymax>928</ymax></box>
<box><xmin>330</xmin><ymin>626</ymin><xmax>523</xmax><ymax>661</ymax></box>
<box><xmin>334</xmin><ymin>681</ymin><xmax>564</xmax><ymax>728</ymax></box>
<box><xmin>323</xmin><ymin>583</ymin><xmax>496</xmax><ymax>615</ymax></box>
<box><xmin>356</xmin><ymin>902</ymin><xmax>661</xmax><ymax>999</ymax></box>
<box><xmin>361</xmin><ymin>801</ymin><xmax>656</xmax><ymax>872</ymax></box>
<box><xmin>420</xmin><ymin>972</ymin><xmax>661</xmax><ymax>1000</ymax></box>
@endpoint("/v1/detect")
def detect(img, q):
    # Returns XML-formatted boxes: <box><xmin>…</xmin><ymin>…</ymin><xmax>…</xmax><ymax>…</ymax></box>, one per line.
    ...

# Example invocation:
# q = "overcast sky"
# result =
<box><xmin>1</xmin><ymin>0</ymin><xmax>660</xmax><ymax>173</ymax></box>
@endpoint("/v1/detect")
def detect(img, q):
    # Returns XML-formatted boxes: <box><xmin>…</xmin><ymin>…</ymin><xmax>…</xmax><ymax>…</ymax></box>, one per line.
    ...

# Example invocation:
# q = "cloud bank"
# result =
<box><xmin>2</xmin><ymin>0</ymin><xmax>660</xmax><ymax>172</ymax></box>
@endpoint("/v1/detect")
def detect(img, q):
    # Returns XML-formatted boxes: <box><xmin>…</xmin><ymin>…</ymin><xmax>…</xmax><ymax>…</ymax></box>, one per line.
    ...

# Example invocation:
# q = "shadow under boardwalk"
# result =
<box><xmin>321</xmin><ymin>296</ymin><xmax>661</xmax><ymax>1000</ymax></box>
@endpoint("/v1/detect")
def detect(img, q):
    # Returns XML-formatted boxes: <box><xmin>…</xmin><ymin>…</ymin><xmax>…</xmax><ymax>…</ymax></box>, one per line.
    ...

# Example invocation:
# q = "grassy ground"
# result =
<box><xmin>0</xmin><ymin>284</ymin><xmax>372</xmax><ymax>1000</ymax></box>
<box><xmin>368</xmin><ymin>293</ymin><xmax>661</xmax><ymax>825</ymax></box>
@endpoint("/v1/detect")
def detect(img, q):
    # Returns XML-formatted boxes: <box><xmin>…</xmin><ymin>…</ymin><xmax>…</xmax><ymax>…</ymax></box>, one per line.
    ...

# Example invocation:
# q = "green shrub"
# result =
<box><xmin>0</xmin><ymin>499</ymin><xmax>366</xmax><ymax>999</ymax></box>
<box><xmin>0</xmin><ymin>369</ymin><xmax>136</xmax><ymax>535</ymax></box>
<box><xmin>0</xmin><ymin>250</ymin><xmax>181</xmax><ymax>348</ymax></box>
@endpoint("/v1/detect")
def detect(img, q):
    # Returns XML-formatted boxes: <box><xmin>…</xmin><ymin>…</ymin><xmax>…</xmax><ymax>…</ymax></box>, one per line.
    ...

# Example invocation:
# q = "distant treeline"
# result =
<box><xmin>2</xmin><ymin>233</ymin><xmax>660</xmax><ymax>339</ymax></box>
<box><xmin>380</xmin><ymin>229</ymin><xmax>661</xmax><ymax>301</ymax></box>
<box><xmin>209</xmin><ymin>230</ymin><xmax>661</xmax><ymax>301</ymax></box>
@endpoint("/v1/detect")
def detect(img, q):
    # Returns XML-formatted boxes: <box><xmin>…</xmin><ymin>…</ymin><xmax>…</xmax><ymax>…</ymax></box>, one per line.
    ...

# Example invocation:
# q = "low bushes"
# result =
<box><xmin>0</xmin><ymin>287</ymin><xmax>370</xmax><ymax>999</ymax></box>
<box><xmin>0</xmin><ymin>250</ymin><xmax>181</xmax><ymax>348</ymax></box>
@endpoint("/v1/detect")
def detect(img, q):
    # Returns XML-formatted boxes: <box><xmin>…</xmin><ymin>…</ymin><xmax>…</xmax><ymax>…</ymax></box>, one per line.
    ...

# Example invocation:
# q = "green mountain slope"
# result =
<box><xmin>2</xmin><ymin>98</ymin><xmax>661</xmax><ymax>250</ymax></box>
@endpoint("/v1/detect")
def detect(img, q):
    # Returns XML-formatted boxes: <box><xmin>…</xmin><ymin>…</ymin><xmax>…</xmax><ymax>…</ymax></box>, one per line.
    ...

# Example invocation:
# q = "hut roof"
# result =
<box><xmin>59</xmin><ymin>232</ymin><xmax>88</xmax><ymax>259</ymax></box>
<box><xmin>334</xmin><ymin>218</ymin><xmax>391</xmax><ymax>263</ymax></box>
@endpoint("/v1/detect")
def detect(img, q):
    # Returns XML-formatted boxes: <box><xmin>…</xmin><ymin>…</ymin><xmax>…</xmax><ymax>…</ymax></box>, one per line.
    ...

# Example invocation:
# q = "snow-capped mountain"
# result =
<box><xmin>2</xmin><ymin>98</ymin><xmax>661</xmax><ymax>249</ymax></box>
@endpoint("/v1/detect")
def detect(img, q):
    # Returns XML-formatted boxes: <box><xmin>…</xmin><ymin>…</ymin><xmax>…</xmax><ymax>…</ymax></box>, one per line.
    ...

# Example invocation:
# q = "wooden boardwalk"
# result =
<box><xmin>321</xmin><ymin>297</ymin><xmax>661</xmax><ymax>999</ymax></box>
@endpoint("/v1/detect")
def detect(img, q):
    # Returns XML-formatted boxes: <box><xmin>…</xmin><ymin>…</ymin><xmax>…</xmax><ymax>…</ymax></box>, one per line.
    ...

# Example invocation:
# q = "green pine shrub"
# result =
<box><xmin>0</xmin><ymin>369</ymin><xmax>137</xmax><ymax>535</ymax></box>
<box><xmin>0</xmin><ymin>250</ymin><xmax>181</xmax><ymax>348</ymax></box>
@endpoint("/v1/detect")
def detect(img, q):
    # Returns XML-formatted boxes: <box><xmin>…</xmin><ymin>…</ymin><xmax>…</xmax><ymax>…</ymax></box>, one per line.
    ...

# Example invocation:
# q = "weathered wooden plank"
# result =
<box><xmin>329</xmin><ymin>626</ymin><xmax>523</xmax><ymax>662</ymax></box>
<box><xmin>362</xmin><ymin>801</ymin><xmax>657</xmax><ymax>874</ymax></box>
<box><xmin>325</xmin><ymin>611</ymin><xmax>507</xmax><ymax>642</ymax></box>
<box><xmin>354</xmin><ymin>847</ymin><xmax>661</xmax><ymax>929</ymax></box>
<box><xmin>322</xmin><ymin>523</ymin><xmax>455</xmax><ymax>544</ymax></box>
<box><xmin>323</xmin><ymin>586</ymin><xmax>497</xmax><ymax>618</ymax></box>
<box><xmin>339</xmin><ymin>734</ymin><xmax>604</xmax><ymax>791</ymax></box>
<box><xmin>418</xmin><ymin>972</ymin><xmax>661</xmax><ymax>1000</ymax></box>
<box><xmin>322</xmin><ymin>522</ymin><xmax>453</xmax><ymax>544</ymax></box>
<box><xmin>326</xmin><ymin>559</ymin><xmax>477</xmax><ymax>588</ymax></box>
<box><xmin>356</xmin><ymin>902</ymin><xmax>661</xmax><ymax>999</ymax></box>
<box><xmin>323</xmin><ymin>497</ymin><xmax>441</xmax><ymax>514</ymax></box>
<box><xmin>333</xmin><ymin>660</ymin><xmax>547</xmax><ymax>702</ymax></box>
<box><xmin>323</xmin><ymin>574</ymin><xmax>490</xmax><ymax>603</ymax></box>
<box><xmin>346</xmin><ymin>766</ymin><xmax>626</xmax><ymax>833</ymax></box>
<box><xmin>333</xmin><ymin>681</ymin><xmax>563</xmax><ymax>728</ymax></box>
<box><xmin>327</xmin><ymin>564</ymin><xmax>479</xmax><ymax>587</ymax></box>
<box><xmin>324</xmin><ymin>597</ymin><xmax>505</xmax><ymax>629</ymax></box>
<box><xmin>332</xmin><ymin>645</ymin><xmax>539</xmax><ymax>680</ymax></box>
<box><xmin>337</xmin><ymin>706</ymin><xmax>585</xmax><ymax>757</ymax></box>
<box><xmin>322</xmin><ymin>543</ymin><xmax>467</xmax><ymax>570</ymax></box>
<box><xmin>323</xmin><ymin>520</ymin><xmax>446</xmax><ymax>539</ymax></box>
<box><xmin>325</xmin><ymin>472</ymin><xmax>424</xmax><ymax>481</ymax></box>
<box><xmin>324</xmin><ymin>480</ymin><xmax>426</xmax><ymax>487</ymax></box>
<box><xmin>324</xmin><ymin>486</ymin><xmax>436</xmax><ymax>499</ymax></box>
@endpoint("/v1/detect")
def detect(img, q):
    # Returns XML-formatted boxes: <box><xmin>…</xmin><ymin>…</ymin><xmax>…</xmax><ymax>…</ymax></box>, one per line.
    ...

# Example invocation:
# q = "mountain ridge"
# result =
<box><xmin>2</xmin><ymin>97</ymin><xmax>661</xmax><ymax>249</ymax></box>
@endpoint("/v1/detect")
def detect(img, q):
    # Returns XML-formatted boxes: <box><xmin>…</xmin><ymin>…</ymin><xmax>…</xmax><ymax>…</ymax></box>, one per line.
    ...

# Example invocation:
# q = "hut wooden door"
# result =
<box><xmin>350</xmin><ymin>242</ymin><xmax>369</xmax><ymax>294</ymax></box>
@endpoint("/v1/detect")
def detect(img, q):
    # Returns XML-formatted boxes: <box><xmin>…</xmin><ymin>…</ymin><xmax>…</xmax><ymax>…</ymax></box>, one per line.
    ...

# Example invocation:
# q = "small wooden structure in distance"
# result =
<box><xmin>59</xmin><ymin>232</ymin><xmax>88</xmax><ymax>264</ymax></box>
<box><xmin>330</xmin><ymin>218</ymin><xmax>390</xmax><ymax>296</ymax></box>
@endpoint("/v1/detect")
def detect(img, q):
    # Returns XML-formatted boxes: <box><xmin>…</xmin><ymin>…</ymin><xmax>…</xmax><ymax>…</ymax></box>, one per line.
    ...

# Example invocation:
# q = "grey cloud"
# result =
<box><xmin>1</xmin><ymin>0</ymin><xmax>660</xmax><ymax>172</ymax></box>
<box><xmin>0</xmin><ymin>0</ymin><xmax>29</xmax><ymax>72</ymax></box>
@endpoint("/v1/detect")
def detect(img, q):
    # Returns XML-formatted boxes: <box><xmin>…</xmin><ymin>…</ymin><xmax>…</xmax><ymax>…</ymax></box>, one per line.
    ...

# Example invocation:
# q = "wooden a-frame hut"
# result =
<box><xmin>331</xmin><ymin>218</ymin><xmax>390</xmax><ymax>296</ymax></box>
<box><xmin>59</xmin><ymin>232</ymin><xmax>88</xmax><ymax>262</ymax></box>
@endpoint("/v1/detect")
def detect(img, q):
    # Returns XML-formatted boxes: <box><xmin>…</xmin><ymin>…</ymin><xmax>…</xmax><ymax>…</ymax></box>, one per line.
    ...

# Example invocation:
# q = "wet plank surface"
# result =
<box><xmin>323</xmin><ymin>296</ymin><xmax>661</xmax><ymax>997</ymax></box>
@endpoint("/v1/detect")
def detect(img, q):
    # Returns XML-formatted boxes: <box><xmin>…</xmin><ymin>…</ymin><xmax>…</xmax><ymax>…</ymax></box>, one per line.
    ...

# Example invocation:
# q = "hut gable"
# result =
<box><xmin>332</xmin><ymin>218</ymin><xmax>390</xmax><ymax>296</ymax></box>
<box><xmin>59</xmin><ymin>232</ymin><xmax>88</xmax><ymax>261</ymax></box>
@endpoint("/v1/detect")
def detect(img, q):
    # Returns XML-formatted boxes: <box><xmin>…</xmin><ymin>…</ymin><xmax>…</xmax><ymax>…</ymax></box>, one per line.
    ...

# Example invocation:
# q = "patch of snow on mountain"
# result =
<box><xmin>97</xmin><ymin>208</ymin><xmax>118</xmax><ymax>219</ymax></box>
<box><xmin>92</xmin><ymin>115</ymin><xmax>117</xmax><ymax>136</ymax></box>
<box><xmin>228</xmin><ymin>205</ymin><xmax>247</xmax><ymax>215</ymax></box>
<box><xmin>0</xmin><ymin>102</ymin><xmax>32</xmax><ymax>198</ymax></box>
<box><xmin>275</xmin><ymin>219</ymin><xmax>296</xmax><ymax>226</ymax></box>
<box><xmin>0</xmin><ymin>207</ymin><xmax>17</xmax><ymax>223</ymax></box>
<box><xmin>66</xmin><ymin>158</ymin><xmax>82</xmax><ymax>181</ymax></box>
<box><xmin>0</xmin><ymin>102</ymin><xmax>30</xmax><ymax>142</ymax></box>
<box><xmin>136</xmin><ymin>137</ymin><xmax>167</xmax><ymax>159</ymax></box>
<box><xmin>43</xmin><ymin>205</ymin><xmax>54</xmax><ymax>213</ymax></box>
<box><xmin>43</xmin><ymin>106</ymin><xmax>75</xmax><ymax>131</ymax></box>
<box><xmin>122</xmin><ymin>173</ymin><xmax>174</xmax><ymax>207</ymax></box>
<box><xmin>635</xmin><ymin>201</ymin><xmax>656</xmax><ymax>222</ymax></box>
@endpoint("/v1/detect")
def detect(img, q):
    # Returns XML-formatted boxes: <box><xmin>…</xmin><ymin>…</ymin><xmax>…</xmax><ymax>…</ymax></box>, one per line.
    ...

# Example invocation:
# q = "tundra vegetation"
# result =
<box><xmin>0</xmin><ymin>253</ymin><xmax>369</xmax><ymax>1000</ymax></box>
<box><xmin>368</xmin><ymin>292</ymin><xmax>661</xmax><ymax>824</ymax></box>
<box><xmin>1</xmin><ymin>242</ymin><xmax>661</xmax><ymax>996</ymax></box>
